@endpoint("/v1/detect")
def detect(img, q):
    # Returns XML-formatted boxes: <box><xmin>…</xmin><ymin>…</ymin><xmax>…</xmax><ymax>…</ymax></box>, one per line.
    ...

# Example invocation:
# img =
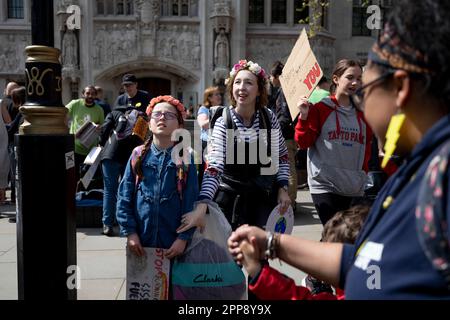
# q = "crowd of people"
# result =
<box><xmin>1</xmin><ymin>0</ymin><xmax>450</xmax><ymax>300</ymax></box>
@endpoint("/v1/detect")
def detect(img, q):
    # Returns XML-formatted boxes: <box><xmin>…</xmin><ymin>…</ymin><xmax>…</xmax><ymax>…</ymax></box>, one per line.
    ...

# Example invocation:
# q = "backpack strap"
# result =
<box><xmin>130</xmin><ymin>145</ymin><xmax>145</xmax><ymax>186</ymax></box>
<box><xmin>416</xmin><ymin>140</ymin><xmax>450</xmax><ymax>290</ymax></box>
<box><xmin>259</xmin><ymin>107</ymin><xmax>272</xmax><ymax>157</ymax></box>
<box><xmin>223</xmin><ymin>106</ymin><xmax>235</xmax><ymax>130</ymax></box>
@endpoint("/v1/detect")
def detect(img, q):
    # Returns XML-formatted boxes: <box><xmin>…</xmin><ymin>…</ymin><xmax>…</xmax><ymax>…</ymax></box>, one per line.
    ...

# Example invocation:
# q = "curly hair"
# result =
<box><xmin>321</xmin><ymin>205</ymin><xmax>370</xmax><ymax>244</ymax></box>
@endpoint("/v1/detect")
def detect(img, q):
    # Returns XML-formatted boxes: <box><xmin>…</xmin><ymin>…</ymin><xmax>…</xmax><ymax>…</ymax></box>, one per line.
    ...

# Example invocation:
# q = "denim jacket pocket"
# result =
<box><xmin>137</xmin><ymin>183</ymin><xmax>154</xmax><ymax>203</ymax></box>
<box><xmin>160</xmin><ymin>189</ymin><xmax>179</xmax><ymax>204</ymax></box>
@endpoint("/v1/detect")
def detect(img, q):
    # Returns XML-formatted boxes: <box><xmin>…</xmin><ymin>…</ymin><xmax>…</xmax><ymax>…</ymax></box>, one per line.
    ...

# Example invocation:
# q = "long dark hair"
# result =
<box><xmin>330</xmin><ymin>59</ymin><xmax>363</xmax><ymax>94</ymax></box>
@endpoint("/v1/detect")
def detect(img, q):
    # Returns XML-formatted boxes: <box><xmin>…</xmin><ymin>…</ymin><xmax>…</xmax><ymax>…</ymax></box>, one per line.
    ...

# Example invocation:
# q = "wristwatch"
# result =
<box><xmin>281</xmin><ymin>185</ymin><xmax>288</xmax><ymax>192</ymax></box>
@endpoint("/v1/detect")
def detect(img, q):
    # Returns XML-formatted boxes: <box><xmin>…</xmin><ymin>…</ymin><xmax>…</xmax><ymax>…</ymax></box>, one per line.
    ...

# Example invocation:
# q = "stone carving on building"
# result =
<box><xmin>137</xmin><ymin>0</ymin><xmax>160</xmax><ymax>57</ymax></box>
<box><xmin>156</xmin><ymin>25</ymin><xmax>201</xmax><ymax>70</ymax></box>
<box><xmin>210</xmin><ymin>0</ymin><xmax>233</xmax><ymax>84</ymax></box>
<box><xmin>214</xmin><ymin>29</ymin><xmax>229</xmax><ymax>69</ymax></box>
<box><xmin>246</xmin><ymin>37</ymin><xmax>298</xmax><ymax>74</ymax></box>
<box><xmin>0</xmin><ymin>34</ymin><xmax>30</xmax><ymax>74</ymax></box>
<box><xmin>57</xmin><ymin>0</ymin><xmax>79</xmax><ymax>13</ymax></box>
<box><xmin>93</xmin><ymin>23</ymin><xmax>137</xmax><ymax>70</ymax></box>
<box><xmin>62</xmin><ymin>29</ymin><xmax>78</xmax><ymax>68</ymax></box>
<box><xmin>211</xmin><ymin>0</ymin><xmax>232</xmax><ymax>20</ymax></box>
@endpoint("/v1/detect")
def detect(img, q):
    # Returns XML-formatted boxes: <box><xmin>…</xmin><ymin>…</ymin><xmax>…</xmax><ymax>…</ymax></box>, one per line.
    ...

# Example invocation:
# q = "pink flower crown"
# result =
<box><xmin>229</xmin><ymin>59</ymin><xmax>267</xmax><ymax>80</ymax></box>
<box><xmin>146</xmin><ymin>95</ymin><xmax>186</xmax><ymax>121</ymax></box>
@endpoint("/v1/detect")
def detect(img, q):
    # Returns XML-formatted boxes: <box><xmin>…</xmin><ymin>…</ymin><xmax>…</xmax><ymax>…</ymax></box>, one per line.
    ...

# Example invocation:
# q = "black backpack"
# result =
<box><xmin>116</xmin><ymin>109</ymin><xmax>149</xmax><ymax>142</ymax></box>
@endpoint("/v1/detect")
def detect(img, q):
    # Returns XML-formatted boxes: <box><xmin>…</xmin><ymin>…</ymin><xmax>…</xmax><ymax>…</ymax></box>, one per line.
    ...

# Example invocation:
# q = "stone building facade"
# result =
<box><xmin>0</xmin><ymin>0</ymin><xmax>390</xmax><ymax>107</ymax></box>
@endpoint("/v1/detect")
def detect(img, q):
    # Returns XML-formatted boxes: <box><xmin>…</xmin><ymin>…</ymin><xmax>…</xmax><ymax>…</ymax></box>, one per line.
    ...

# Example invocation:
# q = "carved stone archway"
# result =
<box><xmin>94</xmin><ymin>58</ymin><xmax>199</xmax><ymax>85</ymax></box>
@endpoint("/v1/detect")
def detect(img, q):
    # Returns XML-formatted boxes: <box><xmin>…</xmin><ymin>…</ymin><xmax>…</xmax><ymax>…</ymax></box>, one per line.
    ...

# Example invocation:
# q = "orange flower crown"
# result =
<box><xmin>146</xmin><ymin>95</ymin><xmax>186</xmax><ymax>122</ymax></box>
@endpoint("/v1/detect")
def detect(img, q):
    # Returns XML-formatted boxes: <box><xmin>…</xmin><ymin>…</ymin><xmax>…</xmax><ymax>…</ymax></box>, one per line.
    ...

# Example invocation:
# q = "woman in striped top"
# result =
<box><xmin>177</xmin><ymin>60</ymin><xmax>291</xmax><ymax>233</ymax></box>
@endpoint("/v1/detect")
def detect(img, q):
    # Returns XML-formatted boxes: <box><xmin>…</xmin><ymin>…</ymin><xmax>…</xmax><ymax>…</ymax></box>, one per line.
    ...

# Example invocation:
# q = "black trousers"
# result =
<box><xmin>311</xmin><ymin>193</ymin><xmax>355</xmax><ymax>226</ymax></box>
<box><xmin>215</xmin><ymin>187</ymin><xmax>277</xmax><ymax>231</ymax></box>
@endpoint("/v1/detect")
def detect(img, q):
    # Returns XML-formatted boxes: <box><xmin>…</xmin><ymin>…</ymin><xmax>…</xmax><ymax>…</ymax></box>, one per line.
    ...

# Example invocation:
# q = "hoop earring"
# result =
<box><xmin>381</xmin><ymin>112</ymin><xmax>406</xmax><ymax>168</ymax></box>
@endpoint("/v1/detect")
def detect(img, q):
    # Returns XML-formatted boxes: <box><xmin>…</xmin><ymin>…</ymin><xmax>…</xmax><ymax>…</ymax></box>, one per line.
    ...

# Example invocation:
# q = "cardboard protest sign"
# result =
<box><xmin>280</xmin><ymin>28</ymin><xmax>324</xmax><ymax>119</ymax></box>
<box><xmin>126</xmin><ymin>247</ymin><xmax>170</xmax><ymax>300</ymax></box>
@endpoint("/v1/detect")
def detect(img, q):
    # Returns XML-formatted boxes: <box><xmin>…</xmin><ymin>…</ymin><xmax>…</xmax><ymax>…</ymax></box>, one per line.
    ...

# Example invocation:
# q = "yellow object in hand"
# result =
<box><xmin>382</xmin><ymin>113</ymin><xmax>406</xmax><ymax>168</ymax></box>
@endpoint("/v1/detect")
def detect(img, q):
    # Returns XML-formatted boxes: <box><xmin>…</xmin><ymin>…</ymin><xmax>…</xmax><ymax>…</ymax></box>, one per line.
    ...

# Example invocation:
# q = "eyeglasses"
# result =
<box><xmin>151</xmin><ymin>111</ymin><xmax>178</xmax><ymax>120</ymax></box>
<box><xmin>351</xmin><ymin>70</ymin><xmax>395</xmax><ymax>111</ymax></box>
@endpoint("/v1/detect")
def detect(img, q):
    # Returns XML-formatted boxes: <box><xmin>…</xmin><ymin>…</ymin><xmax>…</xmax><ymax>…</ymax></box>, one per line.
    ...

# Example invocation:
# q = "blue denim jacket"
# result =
<box><xmin>116</xmin><ymin>143</ymin><xmax>199</xmax><ymax>248</ymax></box>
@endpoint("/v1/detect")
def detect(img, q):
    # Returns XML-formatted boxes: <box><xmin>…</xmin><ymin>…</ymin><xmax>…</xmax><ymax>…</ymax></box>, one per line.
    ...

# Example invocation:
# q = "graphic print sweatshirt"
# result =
<box><xmin>295</xmin><ymin>96</ymin><xmax>372</xmax><ymax>196</ymax></box>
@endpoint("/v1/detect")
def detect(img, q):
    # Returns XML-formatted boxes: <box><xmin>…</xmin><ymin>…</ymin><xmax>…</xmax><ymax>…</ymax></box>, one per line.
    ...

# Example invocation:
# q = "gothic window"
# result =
<box><xmin>272</xmin><ymin>0</ymin><xmax>287</xmax><ymax>24</ymax></box>
<box><xmin>352</xmin><ymin>0</ymin><xmax>372</xmax><ymax>36</ymax></box>
<box><xmin>294</xmin><ymin>0</ymin><xmax>309</xmax><ymax>24</ymax></box>
<box><xmin>7</xmin><ymin>0</ymin><xmax>24</xmax><ymax>19</ymax></box>
<box><xmin>117</xmin><ymin>0</ymin><xmax>124</xmax><ymax>15</ymax></box>
<box><xmin>125</xmin><ymin>0</ymin><xmax>133</xmax><ymax>15</ymax></box>
<box><xmin>97</xmin><ymin>0</ymin><xmax>105</xmax><ymax>15</ymax></box>
<box><xmin>319</xmin><ymin>0</ymin><xmax>329</xmax><ymax>28</ymax></box>
<box><xmin>181</xmin><ymin>0</ymin><xmax>189</xmax><ymax>16</ymax></box>
<box><xmin>249</xmin><ymin>0</ymin><xmax>264</xmax><ymax>24</ymax></box>
<box><xmin>172</xmin><ymin>1</ymin><xmax>179</xmax><ymax>16</ymax></box>
<box><xmin>96</xmin><ymin>0</ymin><xmax>133</xmax><ymax>16</ymax></box>
<box><xmin>106</xmin><ymin>1</ymin><xmax>114</xmax><ymax>15</ymax></box>
<box><xmin>162</xmin><ymin>0</ymin><xmax>195</xmax><ymax>17</ymax></box>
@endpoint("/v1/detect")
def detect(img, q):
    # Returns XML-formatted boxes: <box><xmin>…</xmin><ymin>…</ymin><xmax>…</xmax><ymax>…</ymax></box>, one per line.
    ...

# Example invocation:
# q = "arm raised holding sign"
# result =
<box><xmin>294</xmin><ymin>95</ymin><xmax>321</xmax><ymax>150</ymax></box>
<box><xmin>297</xmin><ymin>96</ymin><xmax>312</xmax><ymax>121</ymax></box>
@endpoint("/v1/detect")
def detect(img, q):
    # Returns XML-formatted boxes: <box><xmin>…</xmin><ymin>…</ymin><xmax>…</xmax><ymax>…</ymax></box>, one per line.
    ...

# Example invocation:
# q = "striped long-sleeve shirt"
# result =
<box><xmin>198</xmin><ymin>107</ymin><xmax>290</xmax><ymax>201</ymax></box>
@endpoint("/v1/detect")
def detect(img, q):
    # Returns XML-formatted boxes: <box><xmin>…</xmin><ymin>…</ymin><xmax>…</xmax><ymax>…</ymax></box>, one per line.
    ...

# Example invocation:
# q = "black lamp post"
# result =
<box><xmin>16</xmin><ymin>0</ymin><xmax>77</xmax><ymax>300</ymax></box>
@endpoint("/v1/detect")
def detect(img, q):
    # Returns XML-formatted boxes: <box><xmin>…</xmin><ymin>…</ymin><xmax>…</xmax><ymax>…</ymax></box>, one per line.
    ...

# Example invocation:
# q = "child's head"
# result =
<box><xmin>330</xmin><ymin>59</ymin><xmax>363</xmax><ymax>99</ymax></box>
<box><xmin>226</xmin><ymin>59</ymin><xmax>269</xmax><ymax>110</ymax></box>
<box><xmin>321</xmin><ymin>205</ymin><xmax>370</xmax><ymax>244</ymax></box>
<box><xmin>146</xmin><ymin>95</ymin><xmax>186</xmax><ymax>135</ymax></box>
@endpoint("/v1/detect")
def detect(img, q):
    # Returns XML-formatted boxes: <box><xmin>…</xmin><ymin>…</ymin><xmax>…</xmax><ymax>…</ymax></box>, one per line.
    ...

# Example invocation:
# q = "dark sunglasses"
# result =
<box><xmin>351</xmin><ymin>70</ymin><xmax>395</xmax><ymax>111</ymax></box>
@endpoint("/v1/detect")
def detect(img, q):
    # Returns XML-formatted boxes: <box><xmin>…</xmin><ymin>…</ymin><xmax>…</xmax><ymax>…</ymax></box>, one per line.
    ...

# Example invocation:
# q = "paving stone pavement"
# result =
<box><xmin>0</xmin><ymin>189</ymin><xmax>321</xmax><ymax>300</ymax></box>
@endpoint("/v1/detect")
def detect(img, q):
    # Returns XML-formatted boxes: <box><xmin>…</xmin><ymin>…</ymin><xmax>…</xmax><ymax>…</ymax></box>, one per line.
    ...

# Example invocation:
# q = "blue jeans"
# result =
<box><xmin>102</xmin><ymin>159</ymin><xmax>125</xmax><ymax>227</ymax></box>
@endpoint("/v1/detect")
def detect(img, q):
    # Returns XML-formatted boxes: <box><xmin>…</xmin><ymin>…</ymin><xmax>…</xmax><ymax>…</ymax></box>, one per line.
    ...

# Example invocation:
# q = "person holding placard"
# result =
<box><xmin>229</xmin><ymin>0</ymin><xmax>450</xmax><ymax>299</ymax></box>
<box><xmin>116</xmin><ymin>96</ymin><xmax>198</xmax><ymax>259</ymax></box>
<box><xmin>295</xmin><ymin>60</ymin><xmax>373</xmax><ymax>225</ymax></box>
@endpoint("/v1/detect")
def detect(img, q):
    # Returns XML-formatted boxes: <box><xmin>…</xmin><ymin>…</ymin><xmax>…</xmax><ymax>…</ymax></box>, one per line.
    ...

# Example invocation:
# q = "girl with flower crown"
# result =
<box><xmin>177</xmin><ymin>60</ymin><xmax>291</xmax><ymax>233</ymax></box>
<box><xmin>229</xmin><ymin>0</ymin><xmax>450</xmax><ymax>299</ymax></box>
<box><xmin>116</xmin><ymin>95</ymin><xmax>198</xmax><ymax>259</ymax></box>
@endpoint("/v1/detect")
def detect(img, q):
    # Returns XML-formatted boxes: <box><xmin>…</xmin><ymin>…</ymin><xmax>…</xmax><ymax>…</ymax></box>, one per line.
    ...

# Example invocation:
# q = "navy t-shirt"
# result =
<box><xmin>114</xmin><ymin>90</ymin><xmax>150</xmax><ymax>113</ymax></box>
<box><xmin>340</xmin><ymin>116</ymin><xmax>450</xmax><ymax>299</ymax></box>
